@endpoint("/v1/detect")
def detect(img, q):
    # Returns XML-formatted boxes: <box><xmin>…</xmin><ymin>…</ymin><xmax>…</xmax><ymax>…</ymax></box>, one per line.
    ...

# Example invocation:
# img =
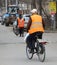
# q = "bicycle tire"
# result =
<box><xmin>26</xmin><ymin>45</ymin><xmax>33</xmax><ymax>59</ymax></box>
<box><xmin>36</xmin><ymin>40</ymin><xmax>46</xmax><ymax>62</ymax></box>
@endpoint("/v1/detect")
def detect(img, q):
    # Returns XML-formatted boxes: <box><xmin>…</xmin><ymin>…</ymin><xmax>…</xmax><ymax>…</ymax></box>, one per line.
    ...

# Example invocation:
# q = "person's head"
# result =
<box><xmin>31</xmin><ymin>9</ymin><xmax>37</xmax><ymax>14</ymax></box>
<box><xmin>19</xmin><ymin>14</ymin><xmax>22</xmax><ymax>19</ymax></box>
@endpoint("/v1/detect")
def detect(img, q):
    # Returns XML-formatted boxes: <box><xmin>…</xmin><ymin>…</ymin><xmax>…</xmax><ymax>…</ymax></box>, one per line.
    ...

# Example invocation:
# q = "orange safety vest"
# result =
<box><xmin>17</xmin><ymin>18</ymin><xmax>24</xmax><ymax>28</ymax></box>
<box><xmin>28</xmin><ymin>14</ymin><xmax>44</xmax><ymax>34</ymax></box>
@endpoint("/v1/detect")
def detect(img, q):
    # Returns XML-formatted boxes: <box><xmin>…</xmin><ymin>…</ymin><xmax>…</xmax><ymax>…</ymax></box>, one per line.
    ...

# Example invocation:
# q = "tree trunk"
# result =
<box><xmin>31</xmin><ymin>0</ymin><xmax>36</xmax><ymax>9</ymax></box>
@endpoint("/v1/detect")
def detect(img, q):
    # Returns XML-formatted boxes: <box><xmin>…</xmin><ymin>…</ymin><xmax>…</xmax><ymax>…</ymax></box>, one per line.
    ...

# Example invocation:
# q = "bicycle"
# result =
<box><xmin>13</xmin><ymin>21</ymin><xmax>19</xmax><ymax>36</ymax></box>
<box><xmin>26</xmin><ymin>35</ymin><xmax>47</xmax><ymax>62</ymax></box>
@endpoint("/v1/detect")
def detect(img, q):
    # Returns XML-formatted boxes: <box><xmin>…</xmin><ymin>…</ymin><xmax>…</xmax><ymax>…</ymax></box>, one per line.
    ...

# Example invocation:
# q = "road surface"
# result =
<box><xmin>0</xmin><ymin>24</ymin><xmax>57</xmax><ymax>65</ymax></box>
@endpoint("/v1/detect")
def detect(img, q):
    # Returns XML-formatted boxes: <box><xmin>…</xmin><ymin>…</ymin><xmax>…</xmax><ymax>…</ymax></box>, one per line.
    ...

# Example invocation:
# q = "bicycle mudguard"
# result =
<box><xmin>39</xmin><ymin>42</ymin><xmax>47</xmax><ymax>45</ymax></box>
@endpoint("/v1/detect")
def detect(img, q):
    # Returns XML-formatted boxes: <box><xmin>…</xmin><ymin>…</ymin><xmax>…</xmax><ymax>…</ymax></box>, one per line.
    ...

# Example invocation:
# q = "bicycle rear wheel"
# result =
<box><xmin>26</xmin><ymin>45</ymin><xmax>33</xmax><ymax>59</ymax></box>
<box><xmin>37</xmin><ymin>41</ymin><xmax>46</xmax><ymax>62</ymax></box>
<box><xmin>38</xmin><ymin>44</ymin><xmax>45</xmax><ymax>62</ymax></box>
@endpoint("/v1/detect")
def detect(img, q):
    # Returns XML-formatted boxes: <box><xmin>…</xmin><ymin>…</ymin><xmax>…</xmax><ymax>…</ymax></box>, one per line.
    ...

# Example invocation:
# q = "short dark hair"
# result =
<box><xmin>19</xmin><ymin>14</ymin><xmax>22</xmax><ymax>19</ymax></box>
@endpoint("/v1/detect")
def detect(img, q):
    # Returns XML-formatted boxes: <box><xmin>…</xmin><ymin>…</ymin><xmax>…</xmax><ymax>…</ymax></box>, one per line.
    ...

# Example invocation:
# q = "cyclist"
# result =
<box><xmin>26</xmin><ymin>9</ymin><xmax>45</xmax><ymax>52</ymax></box>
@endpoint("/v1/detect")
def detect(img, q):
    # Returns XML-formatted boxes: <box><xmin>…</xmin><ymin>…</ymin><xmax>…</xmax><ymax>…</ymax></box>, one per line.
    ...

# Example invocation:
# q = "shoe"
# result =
<box><xmin>39</xmin><ymin>44</ymin><xmax>44</xmax><ymax>54</ymax></box>
<box><xmin>16</xmin><ymin>34</ymin><xmax>18</xmax><ymax>36</ymax></box>
<box><xmin>29</xmin><ymin>49</ymin><xmax>34</xmax><ymax>53</ymax></box>
<box><xmin>22</xmin><ymin>34</ymin><xmax>24</xmax><ymax>37</ymax></box>
<box><xmin>40</xmin><ymin>49</ymin><xmax>44</xmax><ymax>54</ymax></box>
<box><xmin>35</xmin><ymin>48</ymin><xmax>38</xmax><ymax>52</ymax></box>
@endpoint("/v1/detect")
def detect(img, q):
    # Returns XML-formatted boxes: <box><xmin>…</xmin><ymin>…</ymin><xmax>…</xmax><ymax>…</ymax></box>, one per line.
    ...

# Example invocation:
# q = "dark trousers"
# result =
<box><xmin>26</xmin><ymin>32</ymin><xmax>43</xmax><ymax>49</ymax></box>
<box><xmin>19</xmin><ymin>27</ymin><xmax>24</xmax><ymax>37</ymax></box>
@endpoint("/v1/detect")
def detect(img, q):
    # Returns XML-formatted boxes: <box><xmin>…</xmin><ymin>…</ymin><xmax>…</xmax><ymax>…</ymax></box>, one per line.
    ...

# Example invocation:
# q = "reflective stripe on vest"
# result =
<box><xmin>30</xmin><ymin>22</ymin><xmax>42</xmax><ymax>29</ymax></box>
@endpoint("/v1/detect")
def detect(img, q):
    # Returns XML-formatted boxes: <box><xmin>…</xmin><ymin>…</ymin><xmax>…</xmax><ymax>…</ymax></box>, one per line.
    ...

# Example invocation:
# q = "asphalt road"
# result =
<box><xmin>0</xmin><ymin>23</ymin><xmax>57</xmax><ymax>65</ymax></box>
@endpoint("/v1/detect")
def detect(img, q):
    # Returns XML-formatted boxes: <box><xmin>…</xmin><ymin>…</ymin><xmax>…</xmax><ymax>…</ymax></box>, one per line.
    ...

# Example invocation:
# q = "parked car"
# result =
<box><xmin>1</xmin><ymin>13</ymin><xmax>9</xmax><ymax>25</ymax></box>
<box><xmin>2</xmin><ymin>5</ymin><xmax>19</xmax><ymax>26</ymax></box>
<box><xmin>23</xmin><ymin>14</ymin><xmax>31</xmax><ymax>31</ymax></box>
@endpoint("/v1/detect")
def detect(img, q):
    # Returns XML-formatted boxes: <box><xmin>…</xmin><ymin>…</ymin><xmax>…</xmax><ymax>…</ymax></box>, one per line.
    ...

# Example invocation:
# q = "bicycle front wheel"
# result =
<box><xmin>37</xmin><ymin>43</ymin><xmax>46</xmax><ymax>62</ymax></box>
<box><xmin>26</xmin><ymin>45</ymin><xmax>33</xmax><ymax>60</ymax></box>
